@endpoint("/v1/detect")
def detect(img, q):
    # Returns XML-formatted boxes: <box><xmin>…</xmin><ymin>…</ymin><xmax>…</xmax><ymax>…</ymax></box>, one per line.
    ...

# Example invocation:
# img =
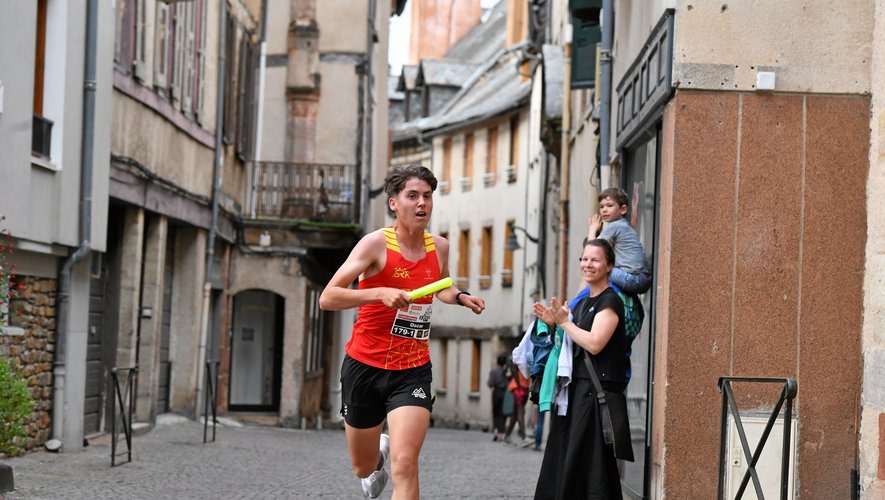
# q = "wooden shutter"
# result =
<box><xmin>570</xmin><ymin>4</ymin><xmax>602</xmax><ymax>89</ymax></box>
<box><xmin>154</xmin><ymin>3</ymin><xmax>170</xmax><ymax>88</ymax></box>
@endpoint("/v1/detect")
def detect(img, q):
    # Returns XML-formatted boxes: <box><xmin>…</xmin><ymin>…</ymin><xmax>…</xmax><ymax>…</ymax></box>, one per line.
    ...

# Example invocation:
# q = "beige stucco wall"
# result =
<box><xmin>861</xmin><ymin>2</ymin><xmax>885</xmax><ymax>497</ymax></box>
<box><xmin>111</xmin><ymin>93</ymin><xmax>215</xmax><ymax>198</ymax></box>
<box><xmin>316</xmin><ymin>63</ymin><xmax>361</xmax><ymax>165</ymax></box>
<box><xmin>317</xmin><ymin>1</ymin><xmax>368</xmax><ymax>53</ymax></box>
<box><xmin>672</xmin><ymin>0</ymin><xmax>873</xmax><ymax>94</ymax></box>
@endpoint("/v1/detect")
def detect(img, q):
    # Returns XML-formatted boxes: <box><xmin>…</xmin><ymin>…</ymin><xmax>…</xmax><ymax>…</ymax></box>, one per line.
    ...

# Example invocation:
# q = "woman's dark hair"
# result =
<box><xmin>384</xmin><ymin>164</ymin><xmax>438</xmax><ymax>199</ymax></box>
<box><xmin>496</xmin><ymin>354</ymin><xmax>507</xmax><ymax>367</ymax></box>
<box><xmin>584</xmin><ymin>238</ymin><xmax>615</xmax><ymax>268</ymax></box>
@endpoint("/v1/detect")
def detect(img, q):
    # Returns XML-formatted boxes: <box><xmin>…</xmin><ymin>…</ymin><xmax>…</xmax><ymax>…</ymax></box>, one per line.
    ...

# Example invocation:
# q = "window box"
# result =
<box><xmin>454</xmin><ymin>276</ymin><xmax>469</xmax><ymax>290</ymax></box>
<box><xmin>479</xmin><ymin>275</ymin><xmax>492</xmax><ymax>289</ymax></box>
<box><xmin>501</xmin><ymin>269</ymin><xmax>513</xmax><ymax>288</ymax></box>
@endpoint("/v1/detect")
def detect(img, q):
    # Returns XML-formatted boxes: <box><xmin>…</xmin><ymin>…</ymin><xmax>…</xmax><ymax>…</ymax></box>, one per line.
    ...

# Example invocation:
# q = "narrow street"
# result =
<box><xmin>2</xmin><ymin>416</ymin><xmax>544</xmax><ymax>499</ymax></box>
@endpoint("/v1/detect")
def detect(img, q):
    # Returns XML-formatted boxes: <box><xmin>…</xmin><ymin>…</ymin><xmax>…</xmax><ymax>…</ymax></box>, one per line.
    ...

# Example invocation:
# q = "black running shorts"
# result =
<box><xmin>340</xmin><ymin>354</ymin><xmax>435</xmax><ymax>429</ymax></box>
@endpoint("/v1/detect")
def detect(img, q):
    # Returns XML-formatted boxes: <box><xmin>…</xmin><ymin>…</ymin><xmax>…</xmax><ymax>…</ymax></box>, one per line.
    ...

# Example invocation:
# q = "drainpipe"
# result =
<box><xmin>53</xmin><ymin>0</ymin><xmax>97</xmax><ymax>446</ymax></box>
<box><xmin>598</xmin><ymin>0</ymin><xmax>614</xmax><ymax>188</ymax></box>
<box><xmin>197</xmin><ymin>0</ymin><xmax>226</xmax><ymax>417</ymax></box>
<box><xmin>250</xmin><ymin>0</ymin><xmax>269</xmax><ymax>218</ymax></box>
<box><xmin>360</xmin><ymin>0</ymin><xmax>378</xmax><ymax>228</ymax></box>
<box><xmin>558</xmin><ymin>42</ymin><xmax>571</xmax><ymax>300</ymax></box>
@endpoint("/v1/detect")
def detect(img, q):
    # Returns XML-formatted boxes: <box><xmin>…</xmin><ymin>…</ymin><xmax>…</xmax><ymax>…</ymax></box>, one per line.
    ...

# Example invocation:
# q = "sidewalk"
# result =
<box><xmin>1</xmin><ymin>415</ymin><xmax>543</xmax><ymax>499</ymax></box>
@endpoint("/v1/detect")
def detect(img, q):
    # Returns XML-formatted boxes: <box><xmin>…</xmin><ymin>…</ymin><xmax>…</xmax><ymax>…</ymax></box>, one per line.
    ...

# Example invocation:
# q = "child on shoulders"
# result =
<box><xmin>588</xmin><ymin>187</ymin><xmax>652</xmax><ymax>295</ymax></box>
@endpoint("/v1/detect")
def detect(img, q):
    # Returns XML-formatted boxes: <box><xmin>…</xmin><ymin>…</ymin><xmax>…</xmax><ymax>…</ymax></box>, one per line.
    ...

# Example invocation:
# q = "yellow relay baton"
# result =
<box><xmin>407</xmin><ymin>277</ymin><xmax>453</xmax><ymax>300</ymax></box>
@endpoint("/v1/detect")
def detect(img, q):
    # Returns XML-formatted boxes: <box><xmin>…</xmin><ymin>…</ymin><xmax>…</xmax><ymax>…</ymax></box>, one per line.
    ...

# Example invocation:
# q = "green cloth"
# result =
<box><xmin>538</xmin><ymin>322</ymin><xmax>564</xmax><ymax>413</ymax></box>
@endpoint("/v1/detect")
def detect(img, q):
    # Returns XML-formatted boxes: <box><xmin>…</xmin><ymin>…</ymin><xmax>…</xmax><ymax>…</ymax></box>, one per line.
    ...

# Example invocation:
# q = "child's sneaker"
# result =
<box><xmin>360</xmin><ymin>434</ymin><xmax>390</xmax><ymax>498</ymax></box>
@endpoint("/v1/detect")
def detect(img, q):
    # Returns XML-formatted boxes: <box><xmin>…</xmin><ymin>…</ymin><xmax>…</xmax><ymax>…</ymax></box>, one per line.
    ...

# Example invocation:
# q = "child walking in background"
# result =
<box><xmin>588</xmin><ymin>187</ymin><xmax>652</xmax><ymax>295</ymax></box>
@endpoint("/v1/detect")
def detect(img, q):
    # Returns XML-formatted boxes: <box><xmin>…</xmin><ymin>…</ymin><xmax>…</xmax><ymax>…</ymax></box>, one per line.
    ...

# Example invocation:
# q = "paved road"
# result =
<box><xmin>2</xmin><ymin>416</ymin><xmax>543</xmax><ymax>499</ymax></box>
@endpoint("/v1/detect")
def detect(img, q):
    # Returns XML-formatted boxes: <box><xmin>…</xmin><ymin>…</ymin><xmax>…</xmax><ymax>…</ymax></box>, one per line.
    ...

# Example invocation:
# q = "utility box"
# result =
<box><xmin>725</xmin><ymin>415</ymin><xmax>797</xmax><ymax>499</ymax></box>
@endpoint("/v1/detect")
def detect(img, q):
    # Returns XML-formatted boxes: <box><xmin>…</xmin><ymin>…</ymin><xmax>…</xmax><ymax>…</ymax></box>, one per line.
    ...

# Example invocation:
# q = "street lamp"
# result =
<box><xmin>505</xmin><ymin>222</ymin><xmax>539</xmax><ymax>251</ymax></box>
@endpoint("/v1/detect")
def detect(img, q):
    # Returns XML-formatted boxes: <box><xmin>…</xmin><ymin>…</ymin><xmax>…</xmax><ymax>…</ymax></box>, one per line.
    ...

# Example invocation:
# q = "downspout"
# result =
<box><xmin>197</xmin><ymin>0</ymin><xmax>226</xmax><ymax>416</ymax></box>
<box><xmin>558</xmin><ymin>43</ymin><xmax>571</xmax><ymax>300</ymax></box>
<box><xmin>250</xmin><ymin>0</ymin><xmax>269</xmax><ymax>218</ymax></box>
<box><xmin>53</xmin><ymin>0</ymin><xmax>97</xmax><ymax>444</ymax></box>
<box><xmin>598</xmin><ymin>0</ymin><xmax>614</xmax><ymax>188</ymax></box>
<box><xmin>360</xmin><ymin>0</ymin><xmax>378</xmax><ymax>228</ymax></box>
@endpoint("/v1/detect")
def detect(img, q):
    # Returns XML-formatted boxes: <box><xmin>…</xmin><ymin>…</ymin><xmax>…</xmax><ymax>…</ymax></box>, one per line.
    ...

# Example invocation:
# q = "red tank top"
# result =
<box><xmin>346</xmin><ymin>227</ymin><xmax>442</xmax><ymax>370</ymax></box>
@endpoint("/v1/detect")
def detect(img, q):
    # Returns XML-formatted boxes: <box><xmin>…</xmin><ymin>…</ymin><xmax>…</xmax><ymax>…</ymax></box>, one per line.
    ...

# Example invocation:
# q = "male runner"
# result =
<box><xmin>320</xmin><ymin>164</ymin><xmax>486</xmax><ymax>499</ymax></box>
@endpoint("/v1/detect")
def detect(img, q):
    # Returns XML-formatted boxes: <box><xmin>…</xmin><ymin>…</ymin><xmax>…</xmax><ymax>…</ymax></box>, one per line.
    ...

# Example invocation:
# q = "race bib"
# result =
<box><xmin>390</xmin><ymin>303</ymin><xmax>432</xmax><ymax>340</ymax></box>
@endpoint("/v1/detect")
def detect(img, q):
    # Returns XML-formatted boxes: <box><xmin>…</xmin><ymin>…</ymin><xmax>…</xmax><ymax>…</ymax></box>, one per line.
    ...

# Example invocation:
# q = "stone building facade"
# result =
<box><xmin>3</xmin><ymin>276</ymin><xmax>57</xmax><ymax>454</ymax></box>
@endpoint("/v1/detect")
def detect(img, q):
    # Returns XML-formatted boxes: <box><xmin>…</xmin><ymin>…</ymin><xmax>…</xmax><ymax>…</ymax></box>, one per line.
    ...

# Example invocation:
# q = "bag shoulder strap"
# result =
<box><xmin>582</xmin><ymin>350</ymin><xmax>616</xmax><ymax>450</ymax></box>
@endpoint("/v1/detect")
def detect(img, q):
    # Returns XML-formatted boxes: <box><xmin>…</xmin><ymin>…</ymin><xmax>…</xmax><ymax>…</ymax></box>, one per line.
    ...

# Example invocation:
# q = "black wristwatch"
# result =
<box><xmin>455</xmin><ymin>290</ymin><xmax>471</xmax><ymax>306</ymax></box>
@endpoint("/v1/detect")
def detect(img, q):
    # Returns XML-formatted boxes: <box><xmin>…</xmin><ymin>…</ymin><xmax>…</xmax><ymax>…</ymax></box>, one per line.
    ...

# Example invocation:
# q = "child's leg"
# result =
<box><xmin>610</xmin><ymin>267</ymin><xmax>652</xmax><ymax>294</ymax></box>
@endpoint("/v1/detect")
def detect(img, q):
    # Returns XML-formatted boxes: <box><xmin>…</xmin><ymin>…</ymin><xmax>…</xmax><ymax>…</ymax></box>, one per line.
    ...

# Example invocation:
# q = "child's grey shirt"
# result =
<box><xmin>599</xmin><ymin>218</ymin><xmax>651</xmax><ymax>275</ymax></box>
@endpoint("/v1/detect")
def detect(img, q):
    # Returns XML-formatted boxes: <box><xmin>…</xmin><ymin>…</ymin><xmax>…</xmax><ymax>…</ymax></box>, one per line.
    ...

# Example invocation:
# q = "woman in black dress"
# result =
<box><xmin>532</xmin><ymin>238</ymin><xmax>633</xmax><ymax>500</ymax></box>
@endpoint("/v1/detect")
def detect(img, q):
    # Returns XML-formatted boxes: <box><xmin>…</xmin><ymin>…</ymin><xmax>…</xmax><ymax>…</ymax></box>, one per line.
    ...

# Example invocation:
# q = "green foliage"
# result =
<box><xmin>0</xmin><ymin>357</ymin><xmax>33</xmax><ymax>456</ymax></box>
<box><xmin>0</xmin><ymin>214</ymin><xmax>33</xmax><ymax>456</ymax></box>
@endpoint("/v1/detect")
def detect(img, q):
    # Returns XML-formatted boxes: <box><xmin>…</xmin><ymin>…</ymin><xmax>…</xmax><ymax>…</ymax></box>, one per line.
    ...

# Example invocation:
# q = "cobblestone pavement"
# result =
<box><xmin>1</xmin><ymin>416</ymin><xmax>543</xmax><ymax>499</ymax></box>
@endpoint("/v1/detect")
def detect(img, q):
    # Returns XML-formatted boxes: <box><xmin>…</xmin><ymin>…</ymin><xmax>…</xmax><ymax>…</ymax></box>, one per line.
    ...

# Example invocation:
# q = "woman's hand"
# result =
<box><xmin>547</xmin><ymin>297</ymin><xmax>570</xmax><ymax>326</ymax></box>
<box><xmin>532</xmin><ymin>301</ymin><xmax>555</xmax><ymax>325</ymax></box>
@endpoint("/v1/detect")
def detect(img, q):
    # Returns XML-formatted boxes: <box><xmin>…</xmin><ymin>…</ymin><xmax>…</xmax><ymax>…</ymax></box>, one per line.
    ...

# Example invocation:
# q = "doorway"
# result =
<box><xmin>229</xmin><ymin>290</ymin><xmax>283</xmax><ymax>411</ymax></box>
<box><xmin>619</xmin><ymin>126</ymin><xmax>661</xmax><ymax>499</ymax></box>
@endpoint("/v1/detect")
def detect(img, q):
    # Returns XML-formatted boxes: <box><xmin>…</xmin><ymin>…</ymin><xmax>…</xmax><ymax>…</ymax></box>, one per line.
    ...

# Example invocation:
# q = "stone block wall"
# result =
<box><xmin>1</xmin><ymin>275</ymin><xmax>56</xmax><ymax>454</ymax></box>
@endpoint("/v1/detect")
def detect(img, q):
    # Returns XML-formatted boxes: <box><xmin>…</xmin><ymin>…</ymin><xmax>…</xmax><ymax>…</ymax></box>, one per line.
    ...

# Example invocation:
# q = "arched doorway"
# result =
<box><xmin>229</xmin><ymin>290</ymin><xmax>284</xmax><ymax>411</ymax></box>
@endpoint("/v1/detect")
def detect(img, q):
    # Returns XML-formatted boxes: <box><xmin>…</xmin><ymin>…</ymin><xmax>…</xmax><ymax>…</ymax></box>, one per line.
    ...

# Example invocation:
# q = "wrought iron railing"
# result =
<box><xmin>248</xmin><ymin>161</ymin><xmax>358</xmax><ymax>223</ymax></box>
<box><xmin>110</xmin><ymin>365</ymin><xmax>138</xmax><ymax>467</ymax></box>
<box><xmin>717</xmin><ymin>377</ymin><xmax>797</xmax><ymax>500</ymax></box>
<box><xmin>203</xmin><ymin>360</ymin><xmax>219</xmax><ymax>443</ymax></box>
<box><xmin>32</xmin><ymin>114</ymin><xmax>53</xmax><ymax>159</ymax></box>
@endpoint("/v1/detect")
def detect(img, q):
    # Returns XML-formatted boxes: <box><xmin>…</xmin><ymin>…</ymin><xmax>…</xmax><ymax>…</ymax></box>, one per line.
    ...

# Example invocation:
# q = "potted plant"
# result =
<box><xmin>0</xmin><ymin>216</ymin><xmax>34</xmax><ymax>493</ymax></box>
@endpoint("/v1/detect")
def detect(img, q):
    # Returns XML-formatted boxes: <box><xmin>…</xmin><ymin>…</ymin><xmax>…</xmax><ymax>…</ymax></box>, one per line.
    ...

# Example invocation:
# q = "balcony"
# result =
<box><xmin>248</xmin><ymin>161</ymin><xmax>357</xmax><ymax>224</ymax></box>
<box><xmin>32</xmin><ymin>114</ymin><xmax>53</xmax><ymax>159</ymax></box>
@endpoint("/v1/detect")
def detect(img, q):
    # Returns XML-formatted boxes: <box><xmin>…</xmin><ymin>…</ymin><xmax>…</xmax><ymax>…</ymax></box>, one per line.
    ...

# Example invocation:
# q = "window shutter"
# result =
<box><xmin>134</xmin><ymin>0</ymin><xmax>147</xmax><ymax>81</ymax></box>
<box><xmin>570</xmin><ymin>12</ymin><xmax>601</xmax><ymax>89</ymax></box>
<box><xmin>182</xmin><ymin>4</ymin><xmax>195</xmax><ymax>114</ymax></box>
<box><xmin>195</xmin><ymin>0</ymin><xmax>207</xmax><ymax>123</ymax></box>
<box><xmin>154</xmin><ymin>3</ymin><xmax>170</xmax><ymax>88</ymax></box>
<box><xmin>172</xmin><ymin>4</ymin><xmax>186</xmax><ymax>101</ymax></box>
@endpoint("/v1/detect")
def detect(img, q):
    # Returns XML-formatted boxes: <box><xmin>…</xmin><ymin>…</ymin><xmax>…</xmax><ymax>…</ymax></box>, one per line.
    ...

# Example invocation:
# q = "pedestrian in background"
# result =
<box><xmin>503</xmin><ymin>363</ymin><xmax>530</xmax><ymax>445</ymax></box>
<box><xmin>320</xmin><ymin>164</ymin><xmax>486</xmax><ymax>499</ymax></box>
<box><xmin>487</xmin><ymin>354</ymin><xmax>509</xmax><ymax>441</ymax></box>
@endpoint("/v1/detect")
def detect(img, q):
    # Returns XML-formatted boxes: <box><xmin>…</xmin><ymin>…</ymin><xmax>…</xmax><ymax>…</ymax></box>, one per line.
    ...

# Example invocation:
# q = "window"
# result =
<box><xmin>462</xmin><ymin>132</ymin><xmax>474</xmax><ymax>191</ymax></box>
<box><xmin>470</xmin><ymin>339</ymin><xmax>481</xmax><ymax>393</ymax></box>
<box><xmin>134</xmin><ymin>0</ymin><xmax>147</xmax><ymax>81</ymax></box>
<box><xmin>31</xmin><ymin>0</ymin><xmax>52</xmax><ymax>160</ymax></box>
<box><xmin>236</xmin><ymin>36</ymin><xmax>257</xmax><ymax>159</ymax></box>
<box><xmin>484</xmin><ymin>125</ymin><xmax>498</xmax><ymax>186</ymax></box>
<box><xmin>508</xmin><ymin>115</ymin><xmax>520</xmax><ymax>182</ymax></box>
<box><xmin>115</xmin><ymin>0</ymin><xmax>207</xmax><ymax>119</ymax></box>
<box><xmin>456</xmin><ymin>229</ymin><xmax>470</xmax><ymax>290</ymax></box>
<box><xmin>570</xmin><ymin>0</ymin><xmax>602</xmax><ymax>89</ymax></box>
<box><xmin>442</xmin><ymin>138</ymin><xmax>453</xmax><ymax>193</ymax></box>
<box><xmin>480</xmin><ymin>226</ymin><xmax>492</xmax><ymax>289</ymax></box>
<box><xmin>171</xmin><ymin>2</ymin><xmax>188</xmax><ymax>101</ymax></box>
<box><xmin>223</xmin><ymin>13</ymin><xmax>238</xmax><ymax>144</ymax></box>
<box><xmin>502</xmin><ymin>221</ymin><xmax>514</xmax><ymax>287</ymax></box>
<box><xmin>154</xmin><ymin>3</ymin><xmax>171</xmax><ymax>89</ymax></box>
